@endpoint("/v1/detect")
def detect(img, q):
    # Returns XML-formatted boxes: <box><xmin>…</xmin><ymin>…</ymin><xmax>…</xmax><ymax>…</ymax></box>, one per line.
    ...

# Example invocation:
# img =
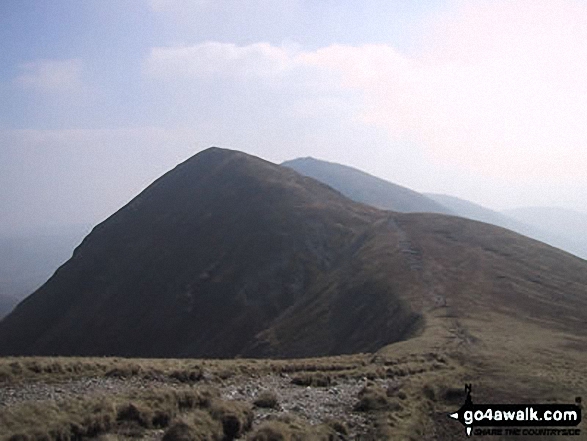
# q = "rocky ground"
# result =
<box><xmin>219</xmin><ymin>373</ymin><xmax>388</xmax><ymax>438</ymax></box>
<box><xmin>0</xmin><ymin>377</ymin><xmax>164</xmax><ymax>407</ymax></box>
<box><xmin>0</xmin><ymin>370</ymin><xmax>395</xmax><ymax>440</ymax></box>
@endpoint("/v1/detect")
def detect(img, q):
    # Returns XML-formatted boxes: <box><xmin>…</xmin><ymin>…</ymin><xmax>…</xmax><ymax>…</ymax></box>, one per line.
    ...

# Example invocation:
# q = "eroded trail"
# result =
<box><xmin>387</xmin><ymin>216</ymin><xmax>447</xmax><ymax>309</ymax></box>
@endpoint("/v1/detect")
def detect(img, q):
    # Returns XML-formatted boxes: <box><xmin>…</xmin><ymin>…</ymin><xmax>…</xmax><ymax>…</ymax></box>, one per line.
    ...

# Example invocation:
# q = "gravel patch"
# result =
<box><xmin>0</xmin><ymin>376</ymin><xmax>167</xmax><ymax>407</ymax></box>
<box><xmin>219</xmin><ymin>374</ymin><xmax>389</xmax><ymax>437</ymax></box>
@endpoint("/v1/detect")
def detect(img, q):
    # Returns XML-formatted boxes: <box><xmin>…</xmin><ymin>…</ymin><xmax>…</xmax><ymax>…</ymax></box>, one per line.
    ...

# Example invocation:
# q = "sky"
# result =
<box><xmin>1</xmin><ymin>0</ymin><xmax>586</xmax><ymax>234</ymax></box>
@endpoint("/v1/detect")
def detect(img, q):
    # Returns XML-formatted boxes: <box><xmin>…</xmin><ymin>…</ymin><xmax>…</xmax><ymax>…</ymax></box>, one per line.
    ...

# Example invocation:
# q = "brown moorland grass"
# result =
<box><xmin>0</xmin><ymin>387</ymin><xmax>218</xmax><ymax>441</ymax></box>
<box><xmin>0</xmin><ymin>354</ymin><xmax>370</xmax><ymax>386</ymax></box>
<box><xmin>1</xmin><ymin>307</ymin><xmax>585</xmax><ymax>441</ymax></box>
<box><xmin>0</xmin><ymin>339</ymin><xmax>468</xmax><ymax>441</ymax></box>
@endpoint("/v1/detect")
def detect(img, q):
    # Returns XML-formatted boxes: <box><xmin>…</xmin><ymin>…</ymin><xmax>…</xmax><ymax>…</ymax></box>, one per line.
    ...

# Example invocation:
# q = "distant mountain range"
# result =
<box><xmin>423</xmin><ymin>195</ymin><xmax>587</xmax><ymax>259</ymax></box>
<box><xmin>1</xmin><ymin>148</ymin><xmax>585</xmax><ymax>359</ymax></box>
<box><xmin>424</xmin><ymin>194</ymin><xmax>526</xmax><ymax>232</ymax></box>
<box><xmin>503</xmin><ymin>207</ymin><xmax>587</xmax><ymax>260</ymax></box>
<box><xmin>284</xmin><ymin>157</ymin><xmax>586</xmax><ymax>260</ymax></box>
<box><xmin>282</xmin><ymin>157</ymin><xmax>452</xmax><ymax>215</ymax></box>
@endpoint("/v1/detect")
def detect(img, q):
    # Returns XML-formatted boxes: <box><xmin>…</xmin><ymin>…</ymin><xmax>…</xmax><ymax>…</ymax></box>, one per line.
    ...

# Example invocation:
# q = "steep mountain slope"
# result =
<box><xmin>0</xmin><ymin>293</ymin><xmax>17</xmax><ymax>320</ymax></box>
<box><xmin>0</xmin><ymin>148</ymin><xmax>421</xmax><ymax>357</ymax></box>
<box><xmin>0</xmin><ymin>226</ymin><xmax>90</xmax><ymax>318</ymax></box>
<box><xmin>503</xmin><ymin>206</ymin><xmax>587</xmax><ymax>260</ymax></box>
<box><xmin>0</xmin><ymin>148</ymin><xmax>585</xmax><ymax>363</ymax></box>
<box><xmin>282</xmin><ymin>157</ymin><xmax>452</xmax><ymax>215</ymax></box>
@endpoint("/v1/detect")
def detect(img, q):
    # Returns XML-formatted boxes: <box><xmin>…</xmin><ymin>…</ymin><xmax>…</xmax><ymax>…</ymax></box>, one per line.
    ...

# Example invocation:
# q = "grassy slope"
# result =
<box><xmin>2</xmin><ymin>214</ymin><xmax>585</xmax><ymax>439</ymax></box>
<box><xmin>378</xmin><ymin>213</ymin><xmax>587</xmax><ymax>440</ymax></box>
<box><xmin>1</xmin><ymin>151</ymin><xmax>585</xmax><ymax>439</ymax></box>
<box><xmin>0</xmin><ymin>149</ymin><xmax>422</xmax><ymax>359</ymax></box>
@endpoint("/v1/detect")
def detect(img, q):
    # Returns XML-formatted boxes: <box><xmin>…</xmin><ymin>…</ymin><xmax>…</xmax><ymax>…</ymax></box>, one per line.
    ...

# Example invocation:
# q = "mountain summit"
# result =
<box><xmin>0</xmin><ymin>148</ymin><xmax>421</xmax><ymax>357</ymax></box>
<box><xmin>1</xmin><ymin>148</ymin><xmax>586</xmax><ymax>361</ymax></box>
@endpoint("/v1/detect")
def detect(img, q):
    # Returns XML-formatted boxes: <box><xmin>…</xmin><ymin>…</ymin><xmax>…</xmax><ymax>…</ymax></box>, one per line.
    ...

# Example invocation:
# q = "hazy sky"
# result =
<box><xmin>1</xmin><ymin>0</ymin><xmax>586</xmax><ymax>234</ymax></box>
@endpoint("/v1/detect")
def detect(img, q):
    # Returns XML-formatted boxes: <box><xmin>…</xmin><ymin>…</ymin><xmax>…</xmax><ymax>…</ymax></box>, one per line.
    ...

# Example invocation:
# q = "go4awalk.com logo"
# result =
<box><xmin>448</xmin><ymin>385</ymin><xmax>582</xmax><ymax>437</ymax></box>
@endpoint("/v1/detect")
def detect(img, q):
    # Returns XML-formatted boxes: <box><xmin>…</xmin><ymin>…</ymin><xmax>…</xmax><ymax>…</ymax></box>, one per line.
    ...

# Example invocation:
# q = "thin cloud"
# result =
<box><xmin>145</xmin><ymin>0</ymin><xmax>587</xmax><ymax>183</ymax></box>
<box><xmin>149</xmin><ymin>0</ymin><xmax>210</xmax><ymax>12</ymax></box>
<box><xmin>146</xmin><ymin>42</ymin><xmax>296</xmax><ymax>79</ymax></box>
<box><xmin>14</xmin><ymin>59</ymin><xmax>83</xmax><ymax>94</ymax></box>
<box><xmin>300</xmin><ymin>0</ymin><xmax>587</xmax><ymax>182</ymax></box>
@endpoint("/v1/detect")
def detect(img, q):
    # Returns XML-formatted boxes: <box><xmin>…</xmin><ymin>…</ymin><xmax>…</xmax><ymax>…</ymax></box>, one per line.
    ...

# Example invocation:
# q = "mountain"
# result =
<box><xmin>281</xmin><ymin>158</ymin><xmax>587</xmax><ymax>262</ymax></box>
<box><xmin>426</xmin><ymin>195</ymin><xmax>587</xmax><ymax>261</ymax></box>
<box><xmin>0</xmin><ymin>148</ymin><xmax>586</xmax><ymax>364</ymax></box>
<box><xmin>0</xmin><ymin>226</ymin><xmax>90</xmax><ymax>319</ymax></box>
<box><xmin>0</xmin><ymin>293</ymin><xmax>17</xmax><ymax>321</ymax></box>
<box><xmin>503</xmin><ymin>206</ymin><xmax>587</xmax><ymax>260</ymax></box>
<box><xmin>0</xmin><ymin>148</ymin><xmax>421</xmax><ymax>357</ymax></box>
<box><xmin>282</xmin><ymin>157</ymin><xmax>452</xmax><ymax>215</ymax></box>
<box><xmin>424</xmin><ymin>194</ymin><xmax>525</xmax><ymax>232</ymax></box>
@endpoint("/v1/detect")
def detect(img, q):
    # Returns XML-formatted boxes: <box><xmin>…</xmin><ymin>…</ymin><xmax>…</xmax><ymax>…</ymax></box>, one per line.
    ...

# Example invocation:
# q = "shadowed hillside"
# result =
<box><xmin>0</xmin><ymin>149</ymin><xmax>586</xmax><ymax>367</ymax></box>
<box><xmin>0</xmin><ymin>294</ymin><xmax>16</xmax><ymax>321</ymax></box>
<box><xmin>0</xmin><ymin>148</ymin><xmax>421</xmax><ymax>358</ymax></box>
<box><xmin>0</xmin><ymin>148</ymin><xmax>586</xmax><ymax>440</ymax></box>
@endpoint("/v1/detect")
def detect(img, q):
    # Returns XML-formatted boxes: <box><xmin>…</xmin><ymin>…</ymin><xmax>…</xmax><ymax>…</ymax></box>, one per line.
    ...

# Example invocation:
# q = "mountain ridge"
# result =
<box><xmin>1</xmin><ymin>148</ymin><xmax>586</xmax><ymax>362</ymax></box>
<box><xmin>282</xmin><ymin>157</ymin><xmax>452</xmax><ymax>215</ymax></box>
<box><xmin>0</xmin><ymin>148</ymin><xmax>422</xmax><ymax>357</ymax></box>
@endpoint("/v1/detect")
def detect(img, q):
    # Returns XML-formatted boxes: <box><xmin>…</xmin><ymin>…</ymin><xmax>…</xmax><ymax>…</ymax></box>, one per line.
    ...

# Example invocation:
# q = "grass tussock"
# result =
<box><xmin>246</xmin><ymin>415</ymin><xmax>336</xmax><ymax>441</ymax></box>
<box><xmin>0</xmin><ymin>387</ymin><xmax>220</xmax><ymax>441</ymax></box>
<box><xmin>0</xmin><ymin>358</ymin><xmax>207</xmax><ymax>385</ymax></box>
<box><xmin>0</xmin><ymin>354</ymin><xmax>373</xmax><ymax>387</ymax></box>
<box><xmin>253</xmin><ymin>391</ymin><xmax>279</xmax><ymax>409</ymax></box>
<box><xmin>208</xmin><ymin>399</ymin><xmax>253</xmax><ymax>440</ymax></box>
<box><xmin>162</xmin><ymin>410</ymin><xmax>223</xmax><ymax>441</ymax></box>
<box><xmin>169</xmin><ymin>366</ymin><xmax>204</xmax><ymax>383</ymax></box>
<box><xmin>290</xmin><ymin>372</ymin><xmax>333</xmax><ymax>388</ymax></box>
<box><xmin>354</xmin><ymin>384</ymin><xmax>402</xmax><ymax>412</ymax></box>
<box><xmin>161</xmin><ymin>400</ymin><xmax>253</xmax><ymax>441</ymax></box>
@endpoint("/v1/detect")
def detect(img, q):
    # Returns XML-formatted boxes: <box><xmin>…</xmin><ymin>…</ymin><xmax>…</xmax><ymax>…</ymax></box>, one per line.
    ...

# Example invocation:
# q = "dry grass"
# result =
<box><xmin>1</xmin><ymin>309</ymin><xmax>585</xmax><ymax>441</ymax></box>
<box><xmin>0</xmin><ymin>345</ymin><xmax>467</xmax><ymax>440</ymax></box>
<box><xmin>253</xmin><ymin>391</ymin><xmax>279</xmax><ymax>409</ymax></box>
<box><xmin>162</xmin><ymin>410</ymin><xmax>223</xmax><ymax>441</ymax></box>
<box><xmin>0</xmin><ymin>354</ymin><xmax>370</xmax><ymax>386</ymax></box>
<box><xmin>0</xmin><ymin>387</ymin><xmax>218</xmax><ymax>441</ymax></box>
<box><xmin>246</xmin><ymin>415</ymin><xmax>336</xmax><ymax>441</ymax></box>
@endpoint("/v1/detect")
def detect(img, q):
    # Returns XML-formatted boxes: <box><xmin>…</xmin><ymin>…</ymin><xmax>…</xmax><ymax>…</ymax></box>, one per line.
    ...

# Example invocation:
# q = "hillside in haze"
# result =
<box><xmin>425</xmin><ymin>195</ymin><xmax>587</xmax><ymax>260</ymax></box>
<box><xmin>424</xmin><ymin>194</ymin><xmax>526</xmax><ymax>232</ymax></box>
<box><xmin>0</xmin><ymin>226</ymin><xmax>89</xmax><ymax>319</ymax></box>
<box><xmin>503</xmin><ymin>206</ymin><xmax>587</xmax><ymax>260</ymax></box>
<box><xmin>282</xmin><ymin>156</ymin><xmax>586</xmax><ymax>260</ymax></box>
<box><xmin>426</xmin><ymin>196</ymin><xmax>587</xmax><ymax>260</ymax></box>
<box><xmin>282</xmin><ymin>157</ymin><xmax>452</xmax><ymax>215</ymax></box>
<box><xmin>0</xmin><ymin>294</ymin><xmax>17</xmax><ymax>321</ymax></box>
<box><xmin>1</xmin><ymin>148</ymin><xmax>586</xmax><ymax>363</ymax></box>
<box><xmin>0</xmin><ymin>148</ymin><xmax>422</xmax><ymax>357</ymax></box>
